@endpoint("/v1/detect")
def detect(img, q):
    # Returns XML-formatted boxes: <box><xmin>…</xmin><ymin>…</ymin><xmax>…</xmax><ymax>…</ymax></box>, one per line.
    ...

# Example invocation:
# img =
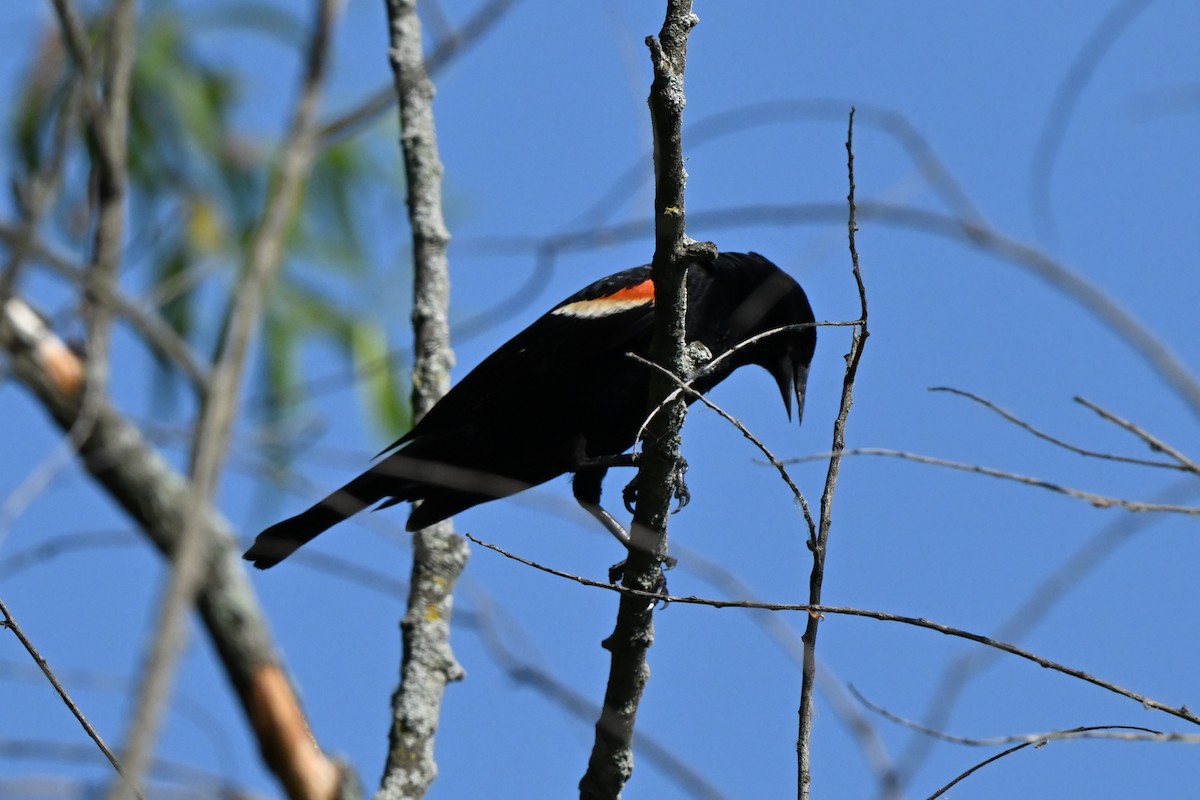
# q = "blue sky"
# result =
<box><xmin>3</xmin><ymin>1</ymin><xmax>1200</xmax><ymax>798</ymax></box>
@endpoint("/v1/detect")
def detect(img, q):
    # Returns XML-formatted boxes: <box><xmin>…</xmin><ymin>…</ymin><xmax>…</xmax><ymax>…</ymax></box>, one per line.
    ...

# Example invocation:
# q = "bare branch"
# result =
<box><xmin>580</xmin><ymin>3</ymin><xmax>707</xmax><ymax>796</ymax></box>
<box><xmin>375</xmin><ymin>0</ymin><xmax>470</xmax><ymax>797</ymax></box>
<box><xmin>922</xmin><ymin>722</ymin><xmax>1179</xmax><ymax>800</ymax></box>
<box><xmin>799</xmin><ymin>106</ymin><xmax>869</xmax><ymax>800</ymax></box>
<box><xmin>626</xmin><ymin>351</ymin><xmax>816</xmax><ymax>534</ymax></box>
<box><xmin>787</xmin><ymin>447</ymin><xmax>1200</xmax><ymax>516</ymax></box>
<box><xmin>0</xmin><ymin>596</ymin><xmax>138</xmax><ymax>796</ymax></box>
<box><xmin>898</xmin><ymin>478</ymin><xmax>1199</xmax><ymax>779</ymax></box>
<box><xmin>930</xmin><ymin>386</ymin><xmax>1187</xmax><ymax>471</ymax></box>
<box><xmin>677</xmin><ymin>548</ymin><xmax>900</xmax><ymax>799</ymax></box>
<box><xmin>1</xmin><ymin>302</ymin><xmax>295</xmax><ymax>757</ymax></box>
<box><xmin>1073</xmin><ymin>395</ymin><xmax>1200</xmax><ymax>474</ymax></box>
<box><xmin>82</xmin><ymin>0</ymin><xmax>136</xmax><ymax>398</ymax></box>
<box><xmin>0</xmin><ymin>223</ymin><xmax>209</xmax><ymax>391</ymax></box>
<box><xmin>464</xmin><ymin>532</ymin><xmax>1200</xmax><ymax>729</ymax></box>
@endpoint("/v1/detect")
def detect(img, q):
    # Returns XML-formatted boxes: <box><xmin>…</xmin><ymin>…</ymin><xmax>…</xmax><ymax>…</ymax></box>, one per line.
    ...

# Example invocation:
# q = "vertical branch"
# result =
<box><xmin>107</xmin><ymin>1</ymin><xmax>344</xmax><ymax>798</ymax></box>
<box><xmin>579</xmin><ymin>3</ymin><xmax>712</xmax><ymax>798</ymax></box>
<box><xmin>375</xmin><ymin>1</ymin><xmax>469</xmax><ymax>798</ymax></box>
<box><xmin>83</xmin><ymin>0</ymin><xmax>136</xmax><ymax>398</ymax></box>
<box><xmin>796</xmin><ymin>108</ymin><xmax>868</xmax><ymax>800</ymax></box>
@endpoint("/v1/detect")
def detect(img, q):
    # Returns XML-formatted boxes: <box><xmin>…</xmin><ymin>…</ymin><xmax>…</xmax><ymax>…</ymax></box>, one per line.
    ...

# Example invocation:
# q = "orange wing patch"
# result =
<box><xmin>552</xmin><ymin>278</ymin><xmax>655</xmax><ymax>318</ymax></box>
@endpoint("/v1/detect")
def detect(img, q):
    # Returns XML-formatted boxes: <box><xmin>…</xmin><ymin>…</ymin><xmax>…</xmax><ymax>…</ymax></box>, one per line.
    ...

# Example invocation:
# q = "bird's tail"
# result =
<box><xmin>243</xmin><ymin>471</ymin><xmax>391</xmax><ymax>569</ymax></box>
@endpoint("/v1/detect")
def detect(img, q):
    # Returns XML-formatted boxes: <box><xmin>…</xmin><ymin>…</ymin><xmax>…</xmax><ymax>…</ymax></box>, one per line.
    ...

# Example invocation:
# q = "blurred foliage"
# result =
<box><xmin>7</xmin><ymin>1</ymin><xmax>411</xmax><ymax>455</ymax></box>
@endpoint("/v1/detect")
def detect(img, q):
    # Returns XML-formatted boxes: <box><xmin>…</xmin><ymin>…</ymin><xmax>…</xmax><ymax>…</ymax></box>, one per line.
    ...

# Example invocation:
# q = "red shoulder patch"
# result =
<box><xmin>553</xmin><ymin>278</ymin><xmax>655</xmax><ymax>318</ymax></box>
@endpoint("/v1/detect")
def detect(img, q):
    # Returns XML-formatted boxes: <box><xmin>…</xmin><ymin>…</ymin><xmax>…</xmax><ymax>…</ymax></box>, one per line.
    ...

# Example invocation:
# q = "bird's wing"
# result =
<box><xmin>379</xmin><ymin>266</ymin><xmax>658</xmax><ymax>453</ymax></box>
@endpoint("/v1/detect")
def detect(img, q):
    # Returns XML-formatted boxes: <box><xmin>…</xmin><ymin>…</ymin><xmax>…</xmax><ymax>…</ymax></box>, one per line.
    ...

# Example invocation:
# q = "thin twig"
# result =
<box><xmin>1073</xmin><ymin>395</ymin><xmax>1200</xmax><ymax>474</ymax></box>
<box><xmin>850</xmin><ymin>686</ymin><xmax>1165</xmax><ymax>746</ymax></box>
<box><xmin>799</xmin><ymin>106</ymin><xmax>869</xmax><ymax>800</ymax></box>
<box><xmin>0</xmin><ymin>224</ymin><xmax>210</xmax><ymax>392</ymax></box>
<box><xmin>463</xmin><ymin>533</ymin><xmax>1200</xmax><ymax>729</ymax></box>
<box><xmin>0</xmin><ymin>596</ymin><xmax>139</xmax><ymax>797</ymax></box>
<box><xmin>677</xmin><ymin>548</ymin><xmax>900</xmax><ymax>800</ymax></box>
<box><xmin>926</xmin><ymin>741</ymin><xmax>1029</xmax><ymax>800</ymax></box>
<box><xmin>786</xmin><ymin>447</ymin><xmax>1200</xmax><ymax>516</ymax></box>
<box><xmin>930</xmin><ymin>386</ymin><xmax>1186</xmax><ymax>471</ymax></box>
<box><xmin>922</xmin><ymin>722</ymin><xmax>1175</xmax><ymax>800</ymax></box>
<box><xmin>897</xmin><ymin>478</ymin><xmax>1198</xmax><ymax>779</ymax></box>
<box><xmin>634</xmin><ymin>319</ymin><xmax>841</xmax><ymax>448</ymax></box>
<box><xmin>626</xmin><ymin>351</ymin><xmax>815</xmax><ymax>534</ymax></box>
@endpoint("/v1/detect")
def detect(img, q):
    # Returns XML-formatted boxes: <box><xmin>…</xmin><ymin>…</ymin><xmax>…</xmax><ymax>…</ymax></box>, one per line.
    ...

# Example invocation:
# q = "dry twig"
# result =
<box><xmin>579</xmin><ymin>3</ymin><xmax>708</xmax><ymax>796</ymax></box>
<box><xmin>464</xmin><ymin>532</ymin><xmax>1200</xmax><ymax>729</ymax></box>
<box><xmin>787</xmin><ymin>448</ymin><xmax>1200</xmax><ymax>516</ymax></box>
<box><xmin>0</xmin><ymin>596</ymin><xmax>137</xmax><ymax>796</ymax></box>
<box><xmin>798</xmin><ymin>107</ymin><xmax>869</xmax><ymax>800</ymax></box>
<box><xmin>930</xmin><ymin>386</ymin><xmax>1187</xmax><ymax>471</ymax></box>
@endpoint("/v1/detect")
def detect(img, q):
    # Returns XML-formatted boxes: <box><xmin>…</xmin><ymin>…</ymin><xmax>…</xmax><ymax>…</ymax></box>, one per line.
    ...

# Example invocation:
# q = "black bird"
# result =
<box><xmin>244</xmin><ymin>251</ymin><xmax>816</xmax><ymax>569</ymax></box>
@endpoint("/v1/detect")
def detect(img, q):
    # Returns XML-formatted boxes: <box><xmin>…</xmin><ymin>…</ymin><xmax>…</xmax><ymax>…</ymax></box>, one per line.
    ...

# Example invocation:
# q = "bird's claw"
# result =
<box><xmin>622</xmin><ymin>478</ymin><xmax>638</xmax><ymax>515</ymax></box>
<box><xmin>608</xmin><ymin>554</ymin><xmax>677</xmax><ymax>607</ymax></box>
<box><xmin>621</xmin><ymin>457</ymin><xmax>690</xmax><ymax>515</ymax></box>
<box><xmin>671</xmin><ymin>459</ymin><xmax>690</xmax><ymax>513</ymax></box>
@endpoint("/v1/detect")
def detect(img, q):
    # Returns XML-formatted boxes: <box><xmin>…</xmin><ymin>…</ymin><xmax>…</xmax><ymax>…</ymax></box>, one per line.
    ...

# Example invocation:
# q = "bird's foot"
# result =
<box><xmin>672</xmin><ymin>459</ymin><xmax>690</xmax><ymax>512</ymax></box>
<box><xmin>622</xmin><ymin>456</ymin><xmax>690</xmax><ymax>515</ymax></box>
<box><xmin>608</xmin><ymin>554</ymin><xmax>677</xmax><ymax>607</ymax></box>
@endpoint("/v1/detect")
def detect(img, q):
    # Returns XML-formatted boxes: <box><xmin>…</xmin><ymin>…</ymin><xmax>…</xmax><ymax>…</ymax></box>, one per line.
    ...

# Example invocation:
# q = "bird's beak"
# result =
<box><xmin>773</xmin><ymin>356</ymin><xmax>809</xmax><ymax>424</ymax></box>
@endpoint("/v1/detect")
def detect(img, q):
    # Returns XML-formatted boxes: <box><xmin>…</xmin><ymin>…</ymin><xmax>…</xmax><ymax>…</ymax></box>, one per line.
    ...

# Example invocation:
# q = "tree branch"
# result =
<box><xmin>579</xmin><ymin>7</ymin><xmax>708</xmax><ymax>797</ymax></box>
<box><xmin>81</xmin><ymin>0</ymin><xmax>136</xmax><ymax>398</ymax></box>
<box><xmin>1</xmin><ymin>295</ymin><xmax>348</xmax><ymax>799</ymax></box>
<box><xmin>0</xmin><ymin>596</ymin><xmax>136</xmax><ymax>795</ymax></box>
<box><xmin>798</xmin><ymin>107</ymin><xmax>869</xmax><ymax>800</ymax></box>
<box><xmin>464</xmin><ymin>532</ymin><xmax>1200</xmax><ymax>729</ymax></box>
<box><xmin>0</xmin><ymin>223</ymin><xmax>209</xmax><ymax>392</ymax></box>
<box><xmin>375</xmin><ymin>1</ymin><xmax>469</xmax><ymax>797</ymax></box>
<box><xmin>787</xmin><ymin>448</ymin><xmax>1200</xmax><ymax>516</ymax></box>
<box><xmin>930</xmin><ymin>386</ymin><xmax>1187</xmax><ymax>471</ymax></box>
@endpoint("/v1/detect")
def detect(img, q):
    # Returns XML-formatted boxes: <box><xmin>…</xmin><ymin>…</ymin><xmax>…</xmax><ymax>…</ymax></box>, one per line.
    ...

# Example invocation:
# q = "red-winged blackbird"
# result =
<box><xmin>244</xmin><ymin>251</ymin><xmax>816</xmax><ymax>569</ymax></box>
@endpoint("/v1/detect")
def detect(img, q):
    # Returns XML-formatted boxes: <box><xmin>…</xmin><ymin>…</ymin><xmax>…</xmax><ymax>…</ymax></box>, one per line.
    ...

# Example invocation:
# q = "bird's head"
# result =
<box><xmin>693</xmin><ymin>252</ymin><xmax>817</xmax><ymax>423</ymax></box>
